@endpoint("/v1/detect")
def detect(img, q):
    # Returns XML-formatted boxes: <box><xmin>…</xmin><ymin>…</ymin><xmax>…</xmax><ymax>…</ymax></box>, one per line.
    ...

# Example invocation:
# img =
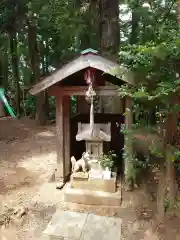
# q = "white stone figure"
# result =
<box><xmin>71</xmin><ymin>152</ymin><xmax>91</xmax><ymax>173</ymax></box>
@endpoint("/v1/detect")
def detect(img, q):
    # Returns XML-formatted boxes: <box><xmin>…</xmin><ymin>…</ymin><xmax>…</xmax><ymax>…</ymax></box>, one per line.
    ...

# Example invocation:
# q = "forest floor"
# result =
<box><xmin>0</xmin><ymin>117</ymin><xmax>180</xmax><ymax>239</ymax></box>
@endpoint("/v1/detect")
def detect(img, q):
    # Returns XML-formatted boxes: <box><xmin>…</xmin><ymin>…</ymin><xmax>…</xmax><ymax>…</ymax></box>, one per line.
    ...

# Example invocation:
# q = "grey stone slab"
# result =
<box><xmin>80</xmin><ymin>213</ymin><xmax>122</xmax><ymax>240</ymax></box>
<box><xmin>43</xmin><ymin>211</ymin><xmax>88</xmax><ymax>239</ymax></box>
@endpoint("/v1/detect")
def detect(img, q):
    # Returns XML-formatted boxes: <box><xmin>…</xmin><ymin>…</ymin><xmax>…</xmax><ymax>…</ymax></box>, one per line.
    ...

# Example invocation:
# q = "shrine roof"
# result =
<box><xmin>30</xmin><ymin>49</ymin><xmax>134</xmax><ymax>95</ymax></box>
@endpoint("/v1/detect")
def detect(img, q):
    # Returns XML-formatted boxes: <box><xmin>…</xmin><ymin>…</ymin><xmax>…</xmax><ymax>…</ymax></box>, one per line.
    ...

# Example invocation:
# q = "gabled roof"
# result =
<box><xmin>30</xmin><ymin>50</ymin><xmax>134</xmax><ymax>95</ymax></box>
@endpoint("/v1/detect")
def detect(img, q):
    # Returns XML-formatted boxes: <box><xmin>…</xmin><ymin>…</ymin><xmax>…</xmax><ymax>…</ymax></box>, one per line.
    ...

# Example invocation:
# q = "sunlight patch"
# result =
<box><xmin>17</xmin><ymin>151</ymin><xmax>57</xmax><ymax>171</ymax></box>
<box><xmin>36</xmin><ymin>131</ymin><xmax>55</xmax><ymax>137</ymax></box>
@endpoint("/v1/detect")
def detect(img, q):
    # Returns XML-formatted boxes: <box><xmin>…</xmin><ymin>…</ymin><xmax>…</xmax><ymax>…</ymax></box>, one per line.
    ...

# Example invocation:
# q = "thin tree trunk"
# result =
<box><xmin>177</xmin><ymin>0</ymin><xmax>180</xmax><ymax>25</ymax></box>
<box><xmin>164</xmin><ymin>3</ymin><xmax>180</xmax><ymax>203</ymax></box>
<box><xmin>27</xmin><ymin>21</ymin><xmax>46</xmax><ymax>125</ymax></box>
<box><xmin>42</xmin><ymin>40</ymin><xmax>49</xmax><ymax>120</ymax></box>
<box><xmin>166</xmin><ymin>153</ymin><xmax>176</xmax><ymax>202</ymax></box>
<box><xmin>165</xmin><ymin>107</ymin><xmax>179</xmax><ymax>203</ymax></box>
<box><xmin>9</xmin><ymin>30</ymin><xmax>21</xmax><ymax>118</ymax></box>
<box><xmin>130</xmin><ymin>0</ymin><xmax>140</xmax><ymax>45</ymax></box>
<box><xmin>3</xmin><ymin>52</ymin><xmax>9</xmax><ymax>91</ymax></box>
<box><xmin>157</xmin><ymin>162</ymin><xmax>166</xmax><ymax>221</ymax></box>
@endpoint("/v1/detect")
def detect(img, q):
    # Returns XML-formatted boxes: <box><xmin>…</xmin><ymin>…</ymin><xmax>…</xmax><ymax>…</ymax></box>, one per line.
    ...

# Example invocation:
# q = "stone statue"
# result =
<box><xmin>71</xmin><ymin>152</ymin><xmax>91</xmax><ymax>173</ymax></box>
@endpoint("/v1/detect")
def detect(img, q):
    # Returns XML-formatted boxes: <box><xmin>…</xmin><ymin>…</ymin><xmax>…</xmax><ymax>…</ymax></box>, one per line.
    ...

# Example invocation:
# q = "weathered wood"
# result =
<box><xmin>29</xmin><ymin>53</ymin><xmax>133</xmax><ymax>96</ymax></box>
<box><xmin>48</xmin><ymin>85</ymin><xmax>119</xmax><ymax>96</ymax></box>
<box><xmin>63</xmin><ymin>96</ymin><xmax>71</xmax><ymax>180</ymax></box>
<box><xmin>124</xmin><ymin>96</ymin><xmax>133</xmax><ymax>188</ymax></box>
<box><xmin>55</xmin><ymin>94</ymin><xmax>65</xmax><ymax>185</ymax></box>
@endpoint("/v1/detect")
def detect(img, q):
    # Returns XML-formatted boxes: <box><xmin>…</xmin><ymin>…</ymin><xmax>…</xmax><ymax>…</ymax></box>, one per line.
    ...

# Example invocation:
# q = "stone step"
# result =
<box><xmin>64</xmin><ymin>183</ymin><xmax>121</xmax><ymax>206</ymax></box>
<box><xmin>40</xmin><ymin>211</ymin><xmax>122</xmax><ymax>240</ymax></box>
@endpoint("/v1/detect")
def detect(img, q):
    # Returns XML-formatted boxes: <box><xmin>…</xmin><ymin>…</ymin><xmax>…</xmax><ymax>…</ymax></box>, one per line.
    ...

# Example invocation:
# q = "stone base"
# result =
<box><xmin>71</xmin><ymin>175</ymin><xmax>116</xmax><ymax>193</ymax></box>
<box><xmin>64</xmin><ymin>183</ymin><xmax>121</xmax><ymax>206</ymax></box>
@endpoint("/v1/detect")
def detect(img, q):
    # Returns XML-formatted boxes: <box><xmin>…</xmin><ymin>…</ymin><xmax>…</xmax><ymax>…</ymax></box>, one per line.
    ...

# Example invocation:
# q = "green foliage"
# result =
<box><xmin>98</xmin><ymin>151</ymin><xmax>117</xmax><ymax>171</ymax></box>
<box><xmin>23</xmin><ymin>94</ymin><xmax>36</xmax><ymax>115</ymax></box>
<box><xmin>119</xmin><ymin>30</ymin><xmax>180</xmax><ymax>131</ymax></box>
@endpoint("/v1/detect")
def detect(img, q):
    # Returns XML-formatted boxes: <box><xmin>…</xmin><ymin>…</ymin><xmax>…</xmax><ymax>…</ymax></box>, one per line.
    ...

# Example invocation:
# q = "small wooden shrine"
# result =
<box><xmin>30</xmin><ymin>48</ymin><xmax>134</xmax><ymax>188</ymax></box>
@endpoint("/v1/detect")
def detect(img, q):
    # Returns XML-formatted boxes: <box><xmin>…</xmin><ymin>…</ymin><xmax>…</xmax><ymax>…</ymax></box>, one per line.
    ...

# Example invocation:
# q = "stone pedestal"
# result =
<box><xmin>64</xmin><ymin>171</ymin><xmax>121</xmax><ymax>206</ymax></box>
<box><xmin>71</xmin><ymin>172</ymin><xmax>116</xmax><ymax>193</ymax></box>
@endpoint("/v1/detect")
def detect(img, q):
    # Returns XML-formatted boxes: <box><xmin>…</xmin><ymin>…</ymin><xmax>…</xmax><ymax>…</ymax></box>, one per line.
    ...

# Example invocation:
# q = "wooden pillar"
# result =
<box><xmin>55</xmin><ymin>94</ymin><xmax>65</xmax><ymax>188</ymax></box>
<box><xmin>63</xmin><ymin>96</ymin><xmax>71</xmax><ymax>180</ymax></box>
<box><xmin>55</xmin><ymin>95</ymin><xmax>71</xmax><ymax>188</ymax></box>
<box><xmin>124</xmin><ymin>96</ymin><xmax>133</xmax><ymax>188</ymax></box>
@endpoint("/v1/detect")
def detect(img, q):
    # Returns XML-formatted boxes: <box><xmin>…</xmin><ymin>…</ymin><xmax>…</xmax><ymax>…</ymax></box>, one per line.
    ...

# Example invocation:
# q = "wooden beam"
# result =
<box><xmin>48</xmin><ymin>85</ymin><xmax>119</xmax><ymax>96</ymax></box>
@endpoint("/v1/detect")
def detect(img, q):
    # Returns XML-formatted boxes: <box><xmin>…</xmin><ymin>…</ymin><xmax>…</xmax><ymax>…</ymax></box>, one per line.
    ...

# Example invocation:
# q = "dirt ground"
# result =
<box><xmin>0</xmin><ymin>117</ymin><xmax>57</xmax><ymax>239</ymax></box>
<box><xmin>0</xmin><ymin>117</ymin><xmax>180</xmax><ymax>240</ymax></box>
<box><xmin>0</xmin><ymin>117</ymin><xmax>56</xmax><ymax>203</ymax></box>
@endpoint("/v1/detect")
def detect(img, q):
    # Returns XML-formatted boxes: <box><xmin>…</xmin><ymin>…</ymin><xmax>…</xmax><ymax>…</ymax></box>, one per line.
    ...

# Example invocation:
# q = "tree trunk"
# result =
<box><xmin>99</xmin><ymin>0</ymin><xmax>120</xmax><ymax>55</ymax></box>
<box><xmin>177</xmin><ymin>0</ymin><xmax>180</xmax><ymax>25</ymax></box>
<box><xmin>163</xmin><ymin>3</ymin><xmax>180</xmax><ymax>204</ymax></box>
<box><xmin>9</xmin><ymin>30</ymin><xmax>21</xmax><ymax>118</ymax></box>
<box><xmin>99</xmin><ymin>0</ymin><xmax>121</xmax><ymax>114</ymax></box>
<box><xmin>27</xmin><ymin>22</ymin><xmax>46</xmax><ymax>125</ymax></box>
<box><xmin>156</xmin><ymin>109</ymin><xmax>178</xmax><ymax>220</ymax></box>
<box><xmin>165</xmin><ymin>109</ymin><xmax>179</xmax><ymax>203</ymax></box>
<box><xmin>76</xmin><ymin>0</ymin><xmax>100</xmax><ymax>50</ymax></box>
<box><xmin>130</xmin><ymin>0</ymin><xmax>140</xmax><ymax>44</ymax></box>
<box><xmin>157</xmin><ymin>161</ymin><xmax>166</xmax><ymax>221</ymax></box>
<box><xmin>166</xmin><ymin>153</ymin><xmax>176</xmax><ymax>203</ymax></box>
<box><xmin>41</xmin><ymin>40</ymin><xmax>49</xmax><ymax>120</ymax></box>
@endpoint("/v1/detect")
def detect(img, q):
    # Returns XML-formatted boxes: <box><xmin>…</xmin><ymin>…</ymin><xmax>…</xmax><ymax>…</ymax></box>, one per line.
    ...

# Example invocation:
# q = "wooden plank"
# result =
<box><xmin>48</xmin><ymin>85</ymin><xmax>119</xmax><ymax>96</ymax></box>
<box><xmin>55</xmin><ymin>94</ymin><xmax>65</xmax><ymax>185</ymax></box>
<box><xmin>63</xmin><ymin>96</ymin><xmax>71</xmax><ymax>180</ymax></box>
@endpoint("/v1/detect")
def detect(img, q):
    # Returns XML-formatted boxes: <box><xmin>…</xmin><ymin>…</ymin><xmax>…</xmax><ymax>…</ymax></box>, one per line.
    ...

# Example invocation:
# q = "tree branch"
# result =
<box><xmin>160</xmin><ymin>0</ymin><xmax>176</xmax><ymax>24</ymax></box>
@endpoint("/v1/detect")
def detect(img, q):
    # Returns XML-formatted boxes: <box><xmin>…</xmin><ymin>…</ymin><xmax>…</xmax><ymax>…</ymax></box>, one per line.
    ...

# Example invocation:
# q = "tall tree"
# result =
<box><xmin>177</xmin><ymin>0</ymin><xmax>180</xmax><ymax>25</ymax></box>
<box><xmin>99</xmin><ymin>0</ymin><xmax>120</xmax><ymax>56</ymax></box>
<box><xmin>130</xmin><ymin>0</ymin><xmax>140</xmax><ymax>44</ymax></box>
<box><xmin>9</xmin><ymin>29</ymin><xmax>21</xmax><ymax>118</ymax></box>
<box><xmin>27</xmin><ymin>20</ymin><xmax>47</xmax><ymax>124</ymax></box>
<box><xmin>99</xmin><ymin>0</ymin><xmax>122</xmax><ymax>114</ymax></box>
